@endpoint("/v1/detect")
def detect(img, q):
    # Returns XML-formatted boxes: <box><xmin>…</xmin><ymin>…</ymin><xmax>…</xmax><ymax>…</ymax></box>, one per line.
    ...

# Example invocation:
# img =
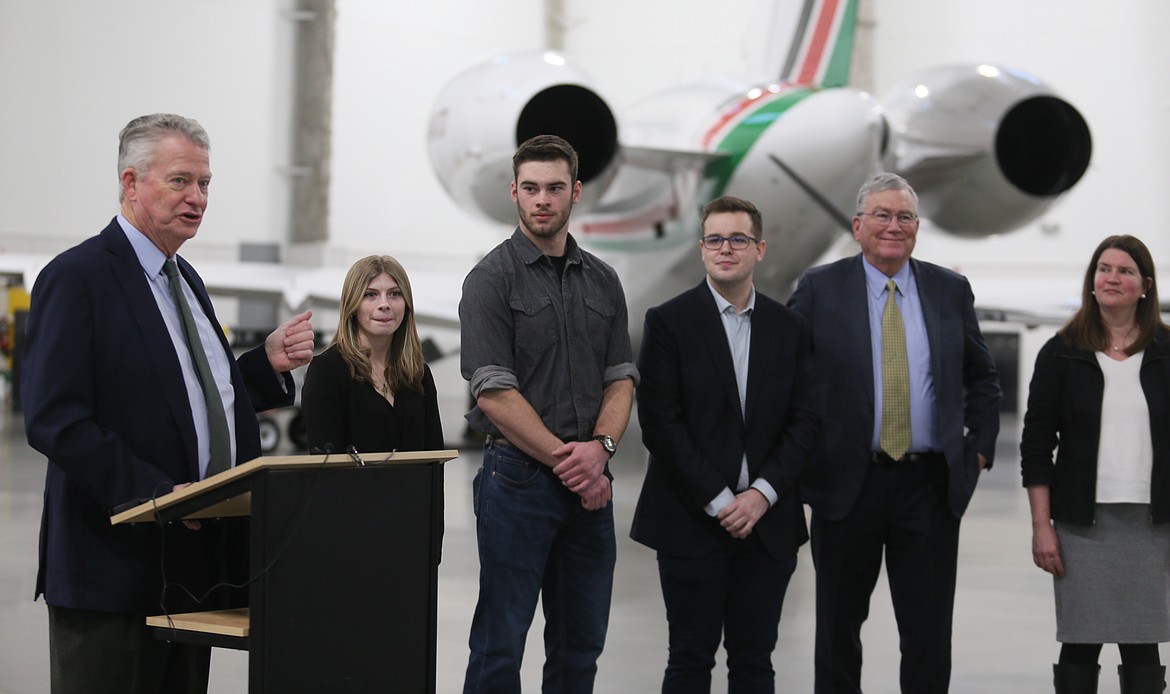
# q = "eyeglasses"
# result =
<box><xmin>859</xmin><ymin>210</ymin><xmax>919</xmax><ymax>227</ymax></box>
<box><xmin>701</xmin><ymin>234</ymin><xmax>759</xmax><ymax>251</ymax></box>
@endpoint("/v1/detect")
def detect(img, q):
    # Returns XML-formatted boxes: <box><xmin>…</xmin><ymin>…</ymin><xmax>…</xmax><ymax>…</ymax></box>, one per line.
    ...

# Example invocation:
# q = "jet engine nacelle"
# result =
<box><xmin>881</xmin><ymin>64</ymin><xmax>1091</xmax><ymax>236</ymax></box>
<box><xmin>427</xmin><ymin>52</ymin><xmax>620</xmax><ymax>225</ymax></box>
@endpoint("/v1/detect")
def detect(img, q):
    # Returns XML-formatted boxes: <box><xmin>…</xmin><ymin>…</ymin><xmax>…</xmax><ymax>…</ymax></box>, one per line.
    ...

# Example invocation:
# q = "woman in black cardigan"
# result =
<box><xmin>302</xmin><ymin>255</ymin><xmax>444</xmax><ymax>455</ymax></box>
<box><xmin>1021</xmin><ymin>235</ymin><xmax>1170</xmax><ymax>694</ymax></box>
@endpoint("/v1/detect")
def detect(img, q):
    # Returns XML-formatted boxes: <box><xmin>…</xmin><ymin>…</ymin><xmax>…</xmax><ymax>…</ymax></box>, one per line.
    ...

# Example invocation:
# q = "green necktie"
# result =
<box><xmin>164</xmin><ymin>259</ymin><xmax>232</xmax><ymax>477</ymax></box>
<box><xmin>880</xmin><ymin>279</ymin><xmax>911</xmax><ymax>460</ymax></box>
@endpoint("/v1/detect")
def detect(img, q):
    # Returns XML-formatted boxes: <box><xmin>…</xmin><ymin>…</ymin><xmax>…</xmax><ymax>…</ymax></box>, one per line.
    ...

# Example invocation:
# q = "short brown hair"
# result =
<box><xmin>513</xmin><ymin>135</ymin><xmax>579</xmax><ymax>183</ymax></box>
<box><xmin>701</xmin><ymin>196</ymin><xmax>763</xmax><ymax>238</ymax></box>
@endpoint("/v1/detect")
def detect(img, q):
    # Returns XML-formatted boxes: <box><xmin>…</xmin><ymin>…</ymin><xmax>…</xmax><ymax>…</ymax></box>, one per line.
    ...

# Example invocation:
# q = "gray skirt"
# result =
<box><xmin>1054</xmin><ymin>503</ymin><xmax>1170</xmax><ymax>643</ymax></box>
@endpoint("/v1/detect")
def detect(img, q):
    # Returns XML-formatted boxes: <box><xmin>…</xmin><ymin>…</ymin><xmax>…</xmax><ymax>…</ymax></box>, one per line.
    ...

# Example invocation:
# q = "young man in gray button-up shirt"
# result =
<box><xmin>459</xmin><ymin>134</ymin><xmax>639</xmax><ymax>693</ymax></box>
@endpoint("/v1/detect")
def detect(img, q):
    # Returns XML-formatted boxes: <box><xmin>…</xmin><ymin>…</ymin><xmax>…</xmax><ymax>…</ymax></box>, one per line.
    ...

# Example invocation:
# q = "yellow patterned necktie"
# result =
<box><xmin>880</xmin><ymin>279</ymin><xmax>911</xmax><ymax>460</ymax></box>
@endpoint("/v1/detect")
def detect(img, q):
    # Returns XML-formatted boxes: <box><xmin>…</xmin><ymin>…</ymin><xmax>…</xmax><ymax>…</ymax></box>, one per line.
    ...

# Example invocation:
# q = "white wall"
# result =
<box><xmin>0</xmin><ymin>0</ymin><xmax>295</xmax><ymax>261</ymax></box>
<box><xmin>0</xmin><ymin>0</ymin><xmax>545</xmax><ymax>265</ymax></box>
<box><xmin>326</xmin><ymin>0</ymin><xmax>543</xmax><ymax>263</ymax></box>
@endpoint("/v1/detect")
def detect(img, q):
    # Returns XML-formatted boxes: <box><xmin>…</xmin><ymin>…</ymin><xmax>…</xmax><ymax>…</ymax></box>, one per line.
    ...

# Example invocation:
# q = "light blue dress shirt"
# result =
<box><xmin>862</xmin><ymin>258</ymin><xmax>938</xmax><ymax>454</ymax></box>
<box><xmin>118</xmin><ymin>215</ymin><xmax>237</xmax><ymax>479</ymax></box>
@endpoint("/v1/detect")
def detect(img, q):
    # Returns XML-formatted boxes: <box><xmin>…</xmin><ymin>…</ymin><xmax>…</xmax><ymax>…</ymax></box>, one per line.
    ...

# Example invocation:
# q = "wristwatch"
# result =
<box><xmin>592</xmin><ymin>434</ymin><xmax>617</xmax><ymax>458</ymax></box>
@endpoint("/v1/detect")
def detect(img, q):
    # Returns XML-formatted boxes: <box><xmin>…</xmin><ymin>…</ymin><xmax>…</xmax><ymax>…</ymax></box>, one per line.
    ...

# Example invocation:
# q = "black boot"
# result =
<box><xmin>1119</xmin><ymin>664</ymin><xmax>1167</xmax><ymax>693</ymax></box>
<box><xmin>1053</xmin><ymin>663</ymin><xmax>1100</xmax><ymax>694</ymax></box>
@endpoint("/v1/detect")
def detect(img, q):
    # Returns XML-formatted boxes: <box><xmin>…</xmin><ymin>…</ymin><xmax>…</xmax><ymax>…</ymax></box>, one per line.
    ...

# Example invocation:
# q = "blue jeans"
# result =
<box><xmin>463</xmin><ymin>442</ymin><xmax>616</xmax><ymax>694</ymax></box>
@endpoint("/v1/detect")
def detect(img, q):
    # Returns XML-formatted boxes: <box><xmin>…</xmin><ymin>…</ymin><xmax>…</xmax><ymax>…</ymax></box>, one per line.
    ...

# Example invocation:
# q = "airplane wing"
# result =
<box><xmin>620</xmin><ymin>145</ymin><xmax>727</xmax><ymax>172</ymax></box>
<box><xmin>6</xmin><ymin>251</ymin><xmax>464</xmax><ymax>332</ymax></box>
<box><xmin>396</xmin><ymin>264</ymin><xmax>464</xmax><ymax>329</ymax></box>
<box><xmin>194</xmin><ymin>259</ymin><xmax>465</xmax><ymax>330</ymax></box>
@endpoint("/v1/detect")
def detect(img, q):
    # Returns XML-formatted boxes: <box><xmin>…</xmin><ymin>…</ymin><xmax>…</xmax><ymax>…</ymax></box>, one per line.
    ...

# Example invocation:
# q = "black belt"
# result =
<box><xmin>485</xmin><ymin>434</ymin><xmax>584</xmax><ymax>450</ymax></box>
<box><xmin>485</xmin><ymin>434</ymin><xmax>518</xmax><ymax>450</ymax></box>
<box><xmin>483</xmin><ymin>435</ymin><xmax>555</xmax><ymax>472</ymax></box>
<box><xmin>871</xmin><ymin>450</ymin><xmax>945</xmax><ymax>466</ymax></box>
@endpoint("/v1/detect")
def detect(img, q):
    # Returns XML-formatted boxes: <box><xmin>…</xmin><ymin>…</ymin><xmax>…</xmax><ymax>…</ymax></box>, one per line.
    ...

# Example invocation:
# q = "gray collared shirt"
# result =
<box><xmin>459</xmin><ymin>228</ymin><xmax>639</xmax><ymax>442</ymax></box>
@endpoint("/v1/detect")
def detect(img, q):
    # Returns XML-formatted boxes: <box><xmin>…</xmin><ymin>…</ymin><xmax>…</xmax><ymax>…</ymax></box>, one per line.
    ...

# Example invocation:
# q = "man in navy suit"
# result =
<box><xmin>788</xmin><ymin>173</ymin><xmax>1001</xmax><ymax>693</ymax></box>
<box><xmin>632</xmin><ymin>195</ymin><xmax>820</xmax><ymax>692</ymax></box>
<box><xmin>22</xmin><ymin>113</ymin><xmax>315</xmax><ymax>693</ymax></box>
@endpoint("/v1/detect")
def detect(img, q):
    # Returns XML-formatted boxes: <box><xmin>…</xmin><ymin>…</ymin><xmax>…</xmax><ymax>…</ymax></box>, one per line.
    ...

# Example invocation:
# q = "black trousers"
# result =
<box><xmin>811</xmin><ymin>454</ymin><xmax>960</xmax><ymax>694</ymax></box>
<box><xmin>48</xmin><ymin>605</ymin><xmax>211</xmax><ymax>694</ymax></box>
<box><xmin>657</xmin><ymin>532</ymin><xmax>798</xmax><ymax>694</ymax></box>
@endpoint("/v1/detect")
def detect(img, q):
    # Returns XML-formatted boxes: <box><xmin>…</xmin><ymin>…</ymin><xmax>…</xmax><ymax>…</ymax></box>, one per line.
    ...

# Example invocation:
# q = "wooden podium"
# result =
<box><xmin>112</xmin><ymin>449</ymin><xmax>457</xmax><ymax>693</ymax></box>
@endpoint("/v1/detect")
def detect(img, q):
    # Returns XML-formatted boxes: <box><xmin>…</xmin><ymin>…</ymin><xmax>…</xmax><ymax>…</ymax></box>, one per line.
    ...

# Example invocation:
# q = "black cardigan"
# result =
<box><xmin>1020</xmin><ymin>329</ymin><xmax>1170</xmax><ymax>525</ymax></box>
<box><xmin>301</xmin><ymin>345</ymin><xmax>444</xmax><ymax>455</ymax></box>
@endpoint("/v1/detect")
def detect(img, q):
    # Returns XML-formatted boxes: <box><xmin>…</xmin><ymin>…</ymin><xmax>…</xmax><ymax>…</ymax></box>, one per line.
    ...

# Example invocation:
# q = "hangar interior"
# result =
<box><xmin>1</xmin><ymin>0</ymin><xmax>1169</xmax><ymax>691</ymax></box>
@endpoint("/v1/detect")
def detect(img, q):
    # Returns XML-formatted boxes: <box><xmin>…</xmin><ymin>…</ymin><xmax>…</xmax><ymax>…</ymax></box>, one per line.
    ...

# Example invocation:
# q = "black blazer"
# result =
<box><xmin>630</xmin><ymin>281</ymin><xmax>819</xmax><ymax>560</ymax></box>
<box><xmin>788</xmin><ymin>254</ymin><xmax>1001</xmax><ymax>520</ymax></box>
<box><xmin>22</xmin><ymin>219</ymin><xmax>294</xmax><ymax>613</ymax></box>
<box><xmin>1020</xmin><ymin>330</ymin><xmax>1170</xmax><ymax>524</ymax></box>
<box><xmin>301</xmin><ymin>344</ymin><xmax>444</xmax><ymax>454</ymax></box>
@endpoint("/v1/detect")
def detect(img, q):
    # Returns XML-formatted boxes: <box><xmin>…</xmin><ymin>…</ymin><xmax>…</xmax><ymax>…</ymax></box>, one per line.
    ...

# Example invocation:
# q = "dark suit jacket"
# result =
<box><xmin>630</xmin><ymin>281</ymin><xmax>820</xmax><ymax>560</ymax></box>
<box><xmin>787</xmin><ymin>254</ymin><xmax>1001</xmax><ymax>521</ymax></box>
<box><xmin>22</xmin><ymin>219</ymin><xmax>294</xmax><ymax>613</ymax></box>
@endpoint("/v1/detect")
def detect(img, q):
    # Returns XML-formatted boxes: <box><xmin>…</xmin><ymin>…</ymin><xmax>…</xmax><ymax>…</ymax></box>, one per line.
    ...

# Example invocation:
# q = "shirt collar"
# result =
<box><xmin>706</xmin><ymin>277</ymin><xmax>755</xmax><ymax>315</ymax></box>
<box><xmin>510</xmin><ymin>227</ymin><xmax>582</xmax><ymax>266</ymax></box>
<box><xmin>117</xmin><ymin>214</ymin><xmax>173</xmax><ymax>278</ymax></box>
<box><xmin>862</xmin><ymin>256</ymin><xmax>913</xmax><ymax>299</ymax></box>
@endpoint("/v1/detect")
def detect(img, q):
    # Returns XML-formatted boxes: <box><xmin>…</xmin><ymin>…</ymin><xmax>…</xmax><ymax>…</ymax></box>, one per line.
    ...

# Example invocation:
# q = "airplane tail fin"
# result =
<box><xmin>769</xmin><ymin>0</ymin><xmax>859</xmax><ymax>88</ymax></box>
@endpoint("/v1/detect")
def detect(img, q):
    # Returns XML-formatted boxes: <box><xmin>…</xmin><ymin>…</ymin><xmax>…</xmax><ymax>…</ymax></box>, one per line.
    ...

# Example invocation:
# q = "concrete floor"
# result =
<box><xmin>0</xmin><ymin>409</ymin><xmax>1161</xmax><ymax>693</ymax></box>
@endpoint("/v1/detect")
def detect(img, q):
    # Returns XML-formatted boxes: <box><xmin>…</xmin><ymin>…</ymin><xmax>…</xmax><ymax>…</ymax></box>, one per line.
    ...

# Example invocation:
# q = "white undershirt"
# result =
<box><xmin>1094</xmin><ymin>351</ymin><xmax>1152</xmax><ymax>503</ymax></box>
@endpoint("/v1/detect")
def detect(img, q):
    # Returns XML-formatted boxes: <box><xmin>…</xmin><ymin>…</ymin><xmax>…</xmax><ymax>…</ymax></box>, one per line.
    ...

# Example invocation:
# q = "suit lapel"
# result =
<box><xmin>843</xmin><ymin>256</ymin><xmax>876</xmax><ymax>414</ymax></box>
<box><xmin>744</xmin><ymin>297</ymin><xmax>776</xmax><ymax>425</ymax></box>
<box><xmin>100</xmin><ymin>225</ymin><xmax>201</xmax><ymax>478</ymax></box>
<box><xmin>687</xmin><ymin>284</ymin><xmax>744</xmax><ymax>422</ymax></box>
<box><xmin>911</xmin><ymin>259</ymin><xmax>944</xmax><ymax>387</ymax></box>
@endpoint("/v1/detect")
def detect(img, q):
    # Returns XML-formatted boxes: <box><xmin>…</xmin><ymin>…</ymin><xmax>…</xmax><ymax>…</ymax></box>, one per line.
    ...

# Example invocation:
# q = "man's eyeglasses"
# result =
<box><xmin>859</xmin><ymin>210</ymin><xmax>919</xmax><ymax>227</ymax></box>
<box><xmin>701</xmin><ymin>234</ymin><xmax>760</xmax><ymax>251</ymax></box>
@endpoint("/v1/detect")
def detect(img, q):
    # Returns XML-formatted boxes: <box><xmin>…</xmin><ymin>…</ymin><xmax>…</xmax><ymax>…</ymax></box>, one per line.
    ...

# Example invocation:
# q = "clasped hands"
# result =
<box><xmin>551</xmin><ymin>440</ymin><xmax>611</xmax><ymax>511</ymax></box>
<box><xmin>717</xmin><ymin>488</ymin><xmax>769</xmax><ymax>539</ymax></box>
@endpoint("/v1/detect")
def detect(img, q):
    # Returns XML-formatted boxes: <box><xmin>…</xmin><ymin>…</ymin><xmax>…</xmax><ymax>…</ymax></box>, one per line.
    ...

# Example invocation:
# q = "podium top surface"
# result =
<box><xmin>110</xmin><ymin>449</ymin><xmax>458</xmax><ymax>525</ymax></box>
<box><xmin>146</xmin><ymin>608</ymin><xmax>250</xmax><ymax>638</ymax></box>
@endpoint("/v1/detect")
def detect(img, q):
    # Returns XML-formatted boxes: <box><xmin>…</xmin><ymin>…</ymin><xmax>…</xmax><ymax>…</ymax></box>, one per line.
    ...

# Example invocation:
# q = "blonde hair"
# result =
<box><xmin>332</xmin><ymin>255</ymin><xmax>425</xmax><ymax>394</ymax></box>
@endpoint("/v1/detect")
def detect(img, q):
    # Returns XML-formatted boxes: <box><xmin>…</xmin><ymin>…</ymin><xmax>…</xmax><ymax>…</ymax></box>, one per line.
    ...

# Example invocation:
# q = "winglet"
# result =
<box><xmin>774</xmin><ymin>0</ymin><xmax>859</xmax><ymax>88</ymax></box>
